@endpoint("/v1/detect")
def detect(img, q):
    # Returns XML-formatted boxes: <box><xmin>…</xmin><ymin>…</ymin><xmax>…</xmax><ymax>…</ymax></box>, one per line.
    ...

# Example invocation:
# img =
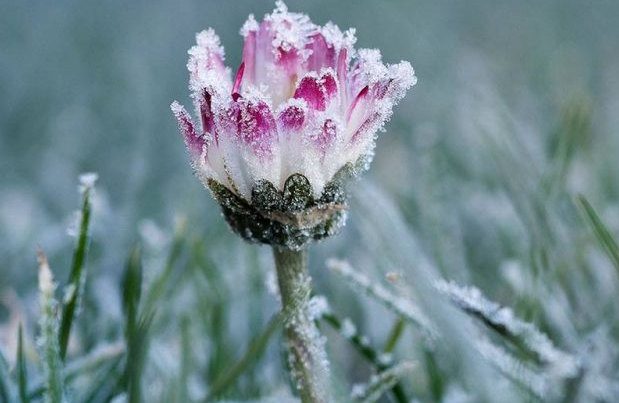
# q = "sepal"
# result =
<box><xmin>207</xmin><ymin>173</ymin><xmax>349</xmax><ymax>249</ymax></box>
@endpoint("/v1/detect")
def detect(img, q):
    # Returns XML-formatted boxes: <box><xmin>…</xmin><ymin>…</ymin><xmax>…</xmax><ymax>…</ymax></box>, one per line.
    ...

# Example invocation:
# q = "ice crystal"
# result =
<box><xmin>66</xmin><ymin>210</ymin><xmax>82</xmax><ymax>237</ymax></box>
<box><xmin>340</xmin><ymin>317</ymin><xmax>357</xmax><ymax>339</ymax></box>
<box><xmin>307</xmin><ymin>295</ymin><xmax>330</xmax><ymax>320</ymax></box>
<box><xmin>78</xmin><ymin>172</ymin><xmax>98</xmax><ymax>193</ymax></box>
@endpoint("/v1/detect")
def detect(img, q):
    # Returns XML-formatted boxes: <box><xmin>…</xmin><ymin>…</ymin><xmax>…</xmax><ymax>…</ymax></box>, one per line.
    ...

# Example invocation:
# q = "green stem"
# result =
<box><xmin>273</xmin><ymin>247</ymin><xmax>330</xmax><ymax>403</ymax></box>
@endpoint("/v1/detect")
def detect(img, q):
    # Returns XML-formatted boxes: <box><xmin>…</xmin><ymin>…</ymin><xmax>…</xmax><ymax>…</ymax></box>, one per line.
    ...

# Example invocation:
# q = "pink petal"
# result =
<box><xmin>171</xmin><ymin>101</ymin><xmax>206</xmax><ymax>160</ymax></box>
<box><xmin>278</xmin><ymin>103</ymin><xmax>306</xmax><ymax>132</ymax></box>
<box><xmin>276</xmin><ymin>47</ymin><xmax>303</xmax><ymax>79</ymax></box>
<box><xmin>337</xmin><ymin>49</ymin><xmax>348</xmax><ymax>94</ymax></box>
<box><xmin>350</xmin><ymin>111</ymin><xmax>380</xmax><ymax>144</ymax></box>
<box><xmin>234</xmin><ymin>99</ymin><xmax>277</xmax><ymax>156</ymax></box>
<box><xmin>188</xmin><ymin>30</ymin><xmax>228</xmax><ymax>87</ymax></box>
<box><xmin>241</xmin><ymin>30</ymin><xmax>257</xmax><ymax>85</ymax></box>
<box><xmin>315</xmin><ymin>118</ymin><xmax>337</xmax><ymax>150</ymax></box>
<box><xmin>322</xmin><ymin>70</ymin><xmax>338</xmax><ymax>99</ymax></box>
<box><xmin>199</xmin><ymin>89</ymin><xmax>214</xmax><ymax>136</ymax></box>
<box><xmin>306</xmin><ymin>33</ymin><xmax>336</xmax><ymax>71</ymax></box>
<box><xmin>345</xmin><ymin>85</ymin><xmax>369</xmax><ymax>122</ymax></box>
<box><xmin>294</xmin><ymin>75</ymin><xmax>325</xmax><ymax>111</ymax></box>
<box><xmin>370</xmin><ymin>78</ymin><xmax>394</xmax><ymax>100</ymax></box>
<box><xmin>232</xmin><ymin>62</ymin><xmax>245</xmax><ymax>94</ymax></box>
<box><xmin>293</xmin><ymin>71</ymin><xmax>338</xmax><ymax>112</ymax></box>
<box><xmin>254</xmin><ymin>21</ymin><xmax>274</xmax><ymax>84</ymax></box>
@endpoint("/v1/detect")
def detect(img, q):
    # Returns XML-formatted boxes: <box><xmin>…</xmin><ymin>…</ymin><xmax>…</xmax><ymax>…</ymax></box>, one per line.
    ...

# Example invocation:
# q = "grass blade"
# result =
<box><xmin>435</xmin><ymin>279</ymin><xmax>578</xmax><ymax>377</ymax></box>
<box><xmin>142</xmin><ymin>218</ymin><xmax>185</xmax><ymax>315</ymax></box>
<box><xmin>120</xmin><ymin>246</ymin><xmax>153</xmax><ymax>403</ymax></box>
<box><xmin>17</xmin><ymin>324</ymin><xmax>29</xmax><ymax>403</ymax></box>
<box><xmin>383</xmin><ymin>318</ymin><xmax>405</xmax><ymax>354</ymax></box>
<box><xmin>126</xmin><ymin>314</ymin><xmax>153</xmax><ymax>403</ymax></box>
<box><xmin>206</xmin><ymin>314</ymin><xmax>281</xmax><ymax>401</ymax></box>
<box><xmin>351</xmin><ymin>361</ymin><xmax>416</xmax><ymax>403</ymax></box>
<box><xmin>28</xmin><ymin>342</ymin><xmax>125</xmax><ymax>400</ymax></box>
<box><xmin>327</xmin><ymin>259</ymin><xmax>436</xmax><ymax>338</ymax></box>
<box><xmin>59</xmin><ymin>176</ymin><xmax>95</xmax><ymax>360</ymax></box>
<box><xmin>122</xmin><ymin>246</ymin><xmax>142</xmax><ymax>338</ymax></box>
<box><xmin>0</xmin><ymin>347</ymin><xmax>14</xmax><ymax>403</ymax></box>
<box><xmin>37</xmin><ymin>249</ymin><xmax>65</xmax><ymax>403</ymax></box>
<box><xmin>322</xmin><ymin>312</ymin><xmax>409</xmax><ymax>403</ymax></box>
<box><xmin>576</xmin><ymin>195</ymin><xmax>619</xmax><ymax>273</ymax></box>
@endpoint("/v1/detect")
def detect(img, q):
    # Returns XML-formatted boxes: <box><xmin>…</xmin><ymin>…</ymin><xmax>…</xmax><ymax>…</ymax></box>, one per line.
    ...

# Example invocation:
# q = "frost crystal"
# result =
<box><xmin>171</xmin><ymin>2</ymin><xmax>415</xmax><ymax>248</ymax></box>
<box><xmin>340</xmin><ymin>317</ymin><xmax>357</xmax><ymax>339</ymax></box>
<box><xmin>66</xmin><ymin>210</ymin><xmax>82</xmax><ymax>237</ymax></box>
<box><xmin>78</xmin><ymin>172</ymin><xmax>98</xmax><ymax>193</ymax></box>
<box><xmin>307</xmin><ymin>295</ymin><xmax>330</xmax><ymax>320</ymax></box>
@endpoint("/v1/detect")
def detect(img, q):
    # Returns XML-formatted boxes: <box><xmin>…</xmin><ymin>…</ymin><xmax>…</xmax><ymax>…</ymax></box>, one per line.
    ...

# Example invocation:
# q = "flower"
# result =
<box><xmin>172</xmin><ymin>1</ymin><xmax>416</xmax><ymax>249</ymax></box>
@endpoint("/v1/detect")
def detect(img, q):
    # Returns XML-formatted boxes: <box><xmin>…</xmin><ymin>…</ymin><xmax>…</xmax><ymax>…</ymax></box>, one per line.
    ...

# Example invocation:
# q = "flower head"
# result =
<box><xmin>172</xmin><ymin>1</ymin><xmax>416</xmax><ymax>249</ymax></box>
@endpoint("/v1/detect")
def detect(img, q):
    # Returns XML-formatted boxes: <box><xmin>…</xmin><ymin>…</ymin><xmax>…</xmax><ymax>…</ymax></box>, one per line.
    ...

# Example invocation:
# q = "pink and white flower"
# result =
<box><xmin>172</xmin><ymin>1</ymin><xmax>416</xmax><ymax>201</ymax></box>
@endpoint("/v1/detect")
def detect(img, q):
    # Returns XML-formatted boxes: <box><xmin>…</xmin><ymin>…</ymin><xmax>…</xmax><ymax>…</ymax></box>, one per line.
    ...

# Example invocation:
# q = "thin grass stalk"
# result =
<box><xmin>59</xmin><ymin>182</ymin><xmax>93</xmax><ymax>360</ymax></box>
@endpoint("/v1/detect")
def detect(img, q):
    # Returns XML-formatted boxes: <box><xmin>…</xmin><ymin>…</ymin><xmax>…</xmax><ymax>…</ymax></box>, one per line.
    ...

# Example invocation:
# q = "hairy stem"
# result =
<box><xmin>273</xmin><ymin>247</ymin><xmax>330</xmax><ymax>403</ymax></box>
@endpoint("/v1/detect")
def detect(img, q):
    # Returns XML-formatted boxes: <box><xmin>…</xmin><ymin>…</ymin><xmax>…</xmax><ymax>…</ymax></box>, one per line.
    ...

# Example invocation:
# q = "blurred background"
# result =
<box><xmin>1</xmin><ymin>0</ymin><xmax>618</xmax><ymax>401</ymax></box>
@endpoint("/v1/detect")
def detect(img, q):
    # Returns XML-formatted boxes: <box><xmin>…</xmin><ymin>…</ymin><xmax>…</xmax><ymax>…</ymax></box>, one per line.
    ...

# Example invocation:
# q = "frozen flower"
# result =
<box><xmin>172</xmin><ymin>1</ymin><xmax>416</xmax><ymax>249</ymax></box>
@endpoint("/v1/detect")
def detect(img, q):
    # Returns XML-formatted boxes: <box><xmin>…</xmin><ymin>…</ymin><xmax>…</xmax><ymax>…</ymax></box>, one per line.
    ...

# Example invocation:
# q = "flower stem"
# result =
<box><xmin>273</xmin><ymin>247</ymin><xmax>330</xmax><ymax>403</ymax></box>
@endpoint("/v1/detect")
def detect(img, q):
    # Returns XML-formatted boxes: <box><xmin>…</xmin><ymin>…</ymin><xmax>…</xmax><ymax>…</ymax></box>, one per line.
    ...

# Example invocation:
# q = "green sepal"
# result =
<box><xmin>283</xmin><ymin>173</ymin><xmax>313</xmax><ymax>212</ymax></box>
<box><xmin>208</xmin><ymin>172</ymin><xmax>350</xmax><ymax>250</ymax></box>
<box><xmin>252</xmin><ymin>180</ymin><xmax>284</xmax><ymax>212</ymax></box>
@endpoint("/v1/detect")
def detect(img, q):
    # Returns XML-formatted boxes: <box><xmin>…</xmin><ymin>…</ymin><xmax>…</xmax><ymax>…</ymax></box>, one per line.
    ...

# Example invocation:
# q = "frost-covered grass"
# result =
<box><xmin>2</xmin><ymin>0</ymin><xmax>619</xmax><ymax>402</ymax></box>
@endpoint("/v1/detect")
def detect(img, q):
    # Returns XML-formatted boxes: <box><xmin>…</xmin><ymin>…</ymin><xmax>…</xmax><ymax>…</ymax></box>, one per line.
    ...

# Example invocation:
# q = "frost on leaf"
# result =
<box><xmin>328</xmin><ymin>259</ymin><xmax>437</xmax><ymax>339</ymax></box>
<box><xmin>435</xmin><ymin>279</ymin><xmax>579</xmax><ymax>380</ymax></box>
<box><xmin>350</xmin><ymin>361</ymin><xmax>416</xmax><ymax>403</ymax></box>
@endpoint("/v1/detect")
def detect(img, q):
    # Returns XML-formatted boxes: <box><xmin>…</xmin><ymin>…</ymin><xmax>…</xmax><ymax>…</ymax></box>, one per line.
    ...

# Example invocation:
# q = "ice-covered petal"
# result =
<box><xmin>199</xmin><ymin>89</ymin><xmax>215</xmax><ymax>136</ymax></box>
<box><xmin>187</xmin><ymin>29</ymin><xmax>231</xmax><ymax>93</ymax></box>
<box><xmin>171</xmin><ymin>101</ymin><xmax>206</xmax><ymax>160</ymax></box>
<box><xmin>240</xmin><ymin>15</ymin><xmax>259</xmax><ymax>85</ymax></box>
<box><xmin>350</xmin><ymin>110</ymin><xmax>382</xmax><ymax>144</ymax></box>
<box><xmin>346</xmin><ymin>86</ymin><xmax>369</xmax><ymax>125</ymax></box>
<box><xmin>278</xmin><ymin>98</ymin><xmax>307</xmax><ymax>132</ymax></box>
<box><xmin>232</xmin><ymin>62</ymin><xmax>245</xmax><ymax>95</ymax></box>
<box><xmin>382</xmin><ymin>61</ymin><xmax>417</xmax><ymax>102</ymax></box>
<box><xmin>322</xmin><ymin>70</ymin><xmax>338</xmax><ymax>99</ymax></box>
<box><xmin>306</xmin><ymin>33</ymin><xmax>336</xmax><ymax>71</ymax></box>
<box><xmin>266</xmin><ymin>1</ymin><xmax>317</xmax><ymax>60</ymax></box>
<box><xmin>277</xmin><ymin>47</ymin><xmax>304</xmax><ymax>78</ymax></box>
<box><xmin>321</xmin><ymin>22</ymin><xmax>357</xmax><ymax>54</ymax></box>
<box><xmin>294</xmin><ymin>74</ymin><xmax>324</xmax><ymax>110</ymax></box>
<box><xmin>293</xmin><ymin>70</ymin><xmax>338</xmax><ymax>112</ymax></box>
<box><xmin>233</xmin><ymin>98</ymin><xmax>277</xmax><ymax>157</ymax></box>
<box><xmin>314</xmin><ymin>118</ymin><xmax>338</xmax><ymax>151</ymax></box>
